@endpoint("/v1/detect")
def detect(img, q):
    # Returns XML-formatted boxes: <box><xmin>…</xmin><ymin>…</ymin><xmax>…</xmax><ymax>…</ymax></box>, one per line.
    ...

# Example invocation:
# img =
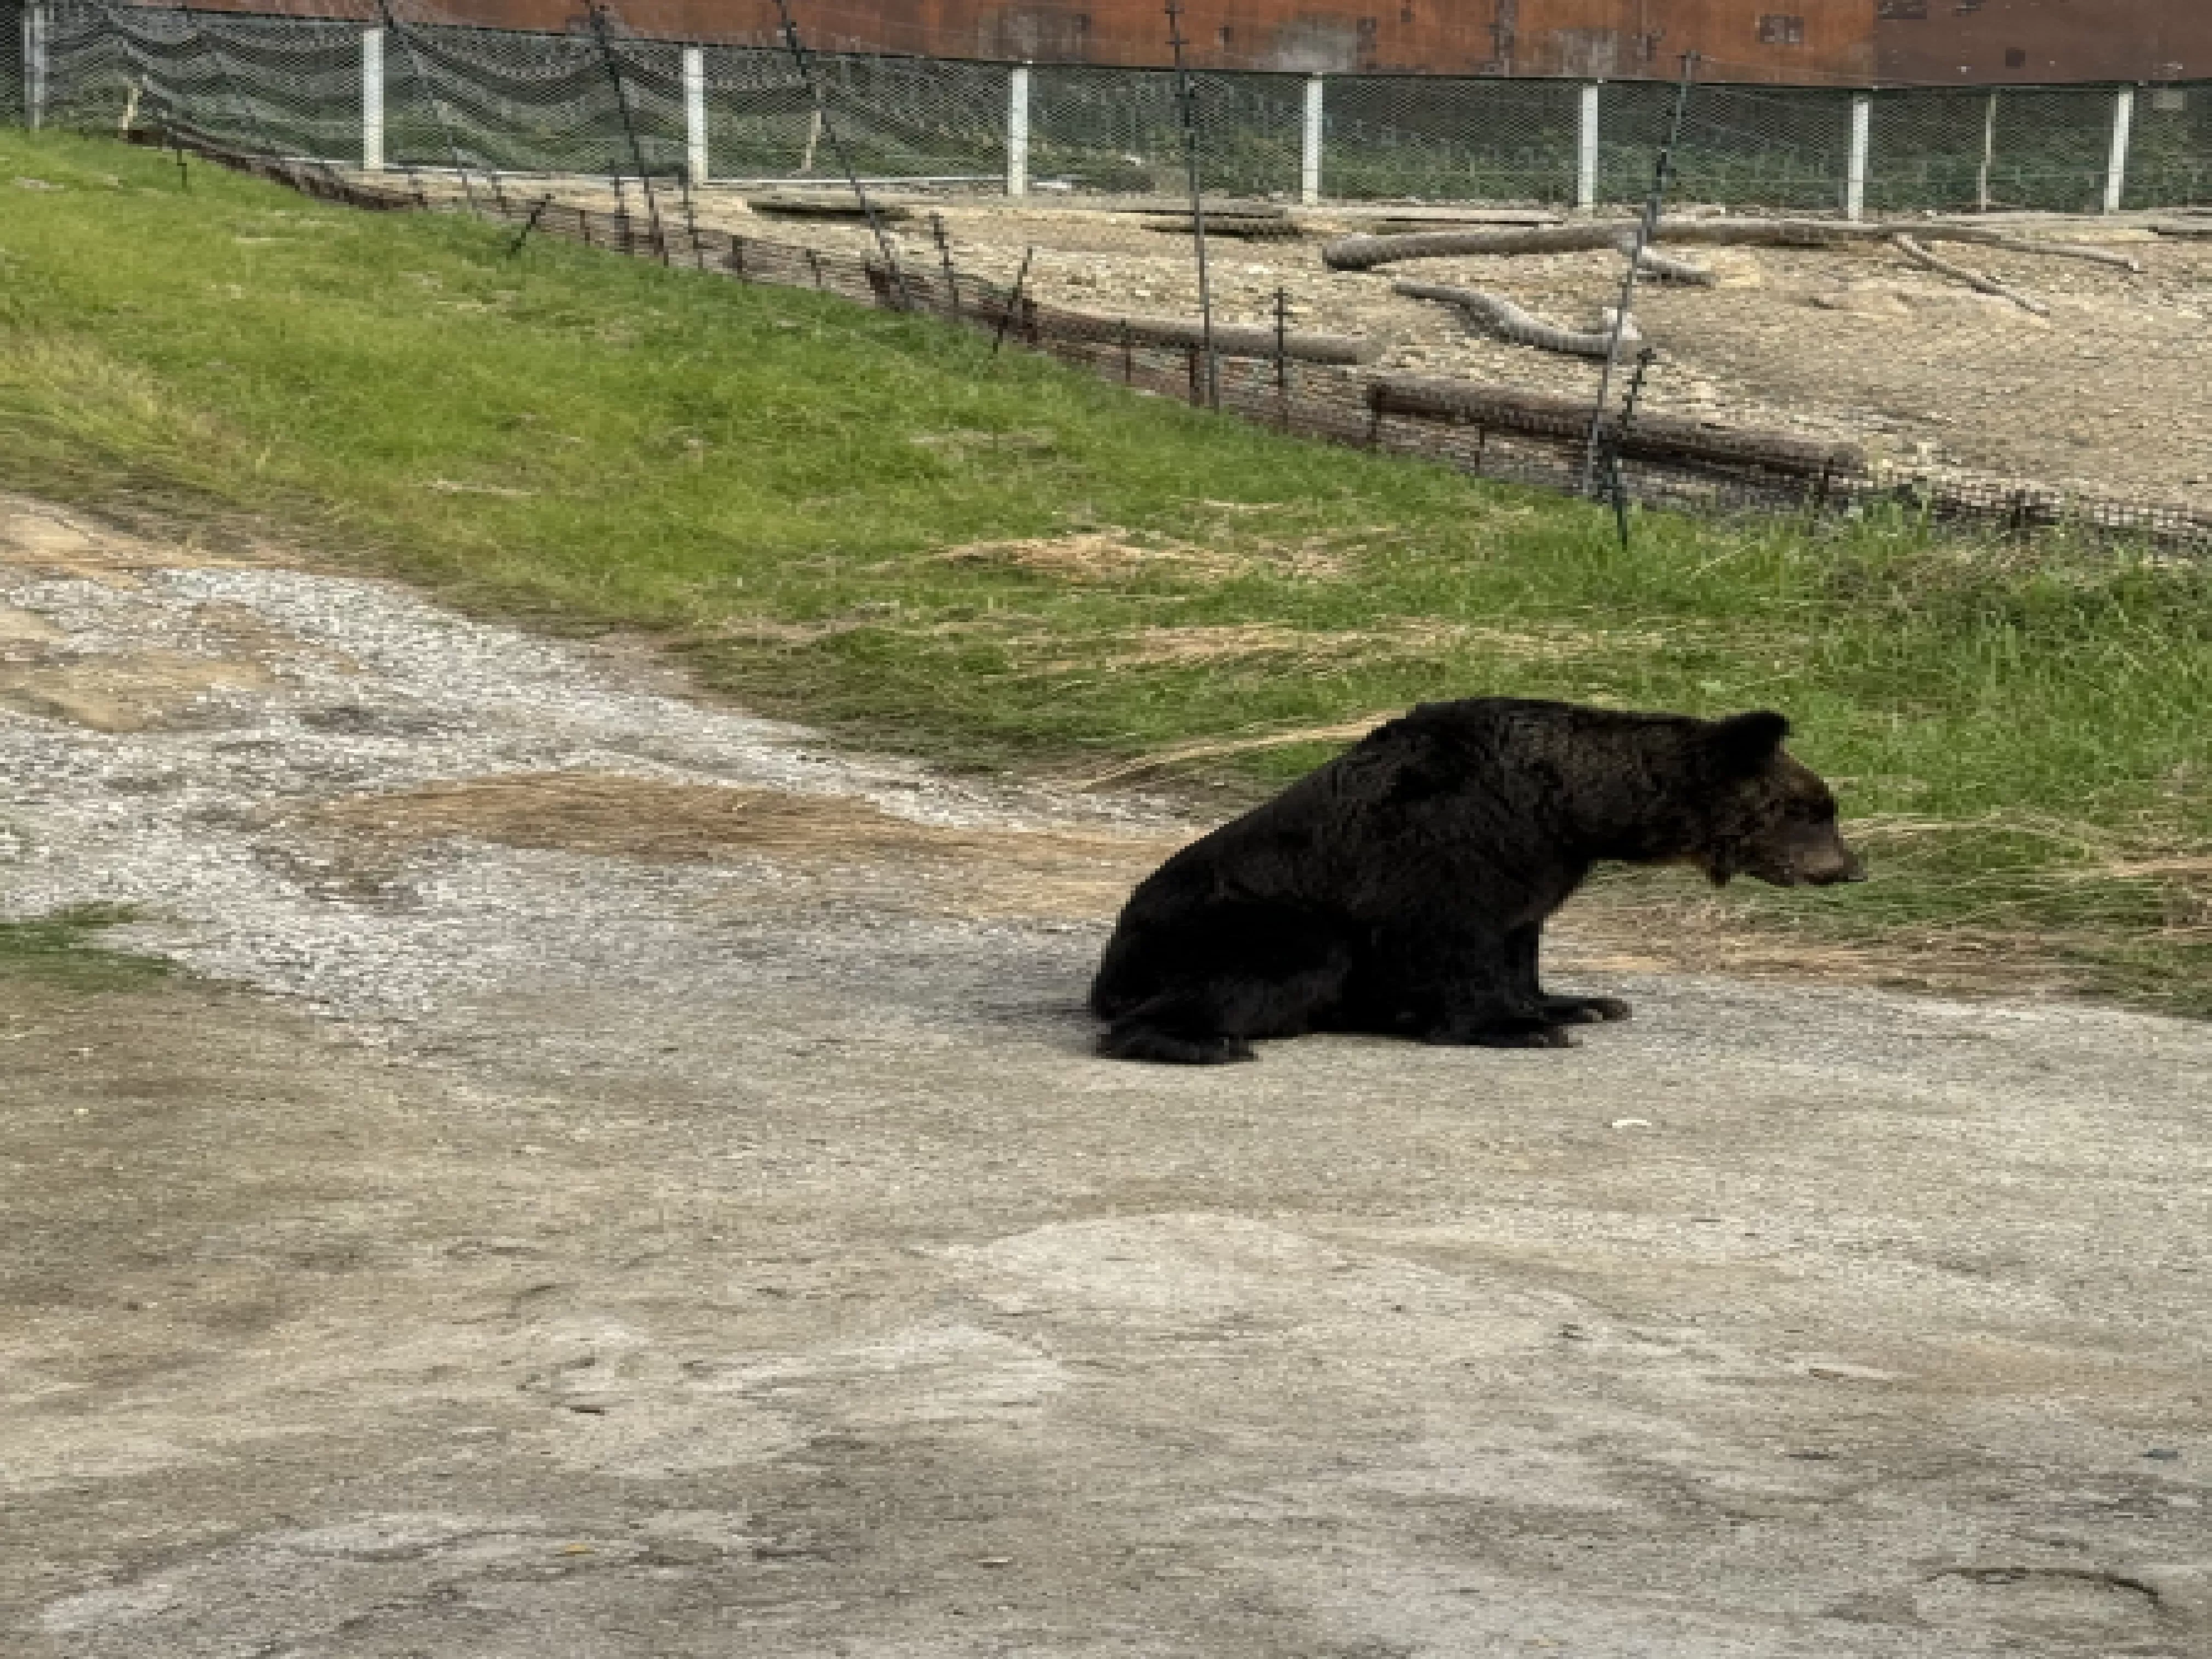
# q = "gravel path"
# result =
<box><xmin>3</xmin><ymin>494</ymin><xmax>2209</xmax><ymax>1659</ymax></box>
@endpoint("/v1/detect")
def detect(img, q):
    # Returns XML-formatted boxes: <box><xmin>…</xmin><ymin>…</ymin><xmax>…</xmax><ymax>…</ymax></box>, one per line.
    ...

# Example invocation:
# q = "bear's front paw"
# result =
<box><xmin>1543</xmin><ymin>995</ymin><xmax>1633</xmax><ymax>1024</ymax></box>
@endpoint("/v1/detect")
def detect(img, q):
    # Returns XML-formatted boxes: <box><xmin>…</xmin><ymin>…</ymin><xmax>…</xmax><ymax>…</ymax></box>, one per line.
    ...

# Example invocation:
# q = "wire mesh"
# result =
<box><xmin>193</xmin><ymin>11</ymin><xmax>364</xmax><ymax>162</ymax></box>
<box><xmin>1675</xmin><ymin>82</ymin><xmax>1857</xmax><ymax>214</ymax></box>
<box><xmin>1865</xmin><ymin>84</ymin><xmax>2120</xmax><ymax>216</ymax></box>
<box><xmin>1322</xmin><ymin>76</ymin><xmax>1579</xmax><ymax>205</ymax></box>
<box><xmin>2</xmin><ymin>0</ymin><xmax>26</xmax><ymax>125</ymax></box>
<box><xmin>42</xmin><ymin>0</ymin><xmax>132</xmax><ymax>133</ymax></box>
<box><xmin>1028</xmin><ymin>63</ymin><xmax>1198</xmax><ymax>196</ymax></box>
<box><xmin>2126</xmin><ymin>83</ymin><xmax>2212</xmax><ymax>212</ymax></box>
<box><xmin>785</xmin><ymin>49</ymin><xmax>1008</xmax><ymax>181</ymax></box>
<box><xmin>380</xmin><ymin>20</ymin><xmax>620</xmax><ymax>176</ymax></box>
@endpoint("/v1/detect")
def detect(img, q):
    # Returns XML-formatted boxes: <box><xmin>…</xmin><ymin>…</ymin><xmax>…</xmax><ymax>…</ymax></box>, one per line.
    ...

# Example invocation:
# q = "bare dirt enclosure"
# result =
<box><xmin>4</xmin><ymin>493</ymin><xmax>2211</xmax><ymax>1659</ymax></box>
<box><xmin>579</xmin><ymin>182</ymin><xmax>2212</xmax><ymax>509</ymax></box>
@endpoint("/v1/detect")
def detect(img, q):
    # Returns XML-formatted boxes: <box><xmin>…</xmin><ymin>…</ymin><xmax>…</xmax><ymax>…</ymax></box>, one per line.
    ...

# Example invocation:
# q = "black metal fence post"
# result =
<box><xmin>1607</xmin><ymin>346</ymin><xmax>1658</xmax><ymax>550</ymax></box>
<box><xmin>506</xmin><ymin>193</ymin><xmax>553</xmax><ymax>257</ymax></box>
<box><xmin>584</xmin><ymin>1</ymin><xmax>668</xmax><ymax>265</ymax></box>
<box><xmin>766</xmin><ymin>0</ymin><xmax>910</xmax><ymax>309</ymax></box>
<box><xmin>1164</xmin><ymin>0</ymin><xmax>1219</xmax><ymax>410</ymax></box>
<box><xmin>370</xmin><ymin>0</ymin><xmax>490</xmax><ymax>219</ymax></box>
<box><xmin>930</xmin><ymin>212</ymin><xmax>961</xmax><ymax>321</ymax></box>
<box><xmin>171</xmin><ymin>0</ymin><xmax>339</xmax><ymax>196</ymax></box>
<box><xmin>992</xmin><ymin>246</ymin><xmax>1033</xmax><ymax>354</ymax></box>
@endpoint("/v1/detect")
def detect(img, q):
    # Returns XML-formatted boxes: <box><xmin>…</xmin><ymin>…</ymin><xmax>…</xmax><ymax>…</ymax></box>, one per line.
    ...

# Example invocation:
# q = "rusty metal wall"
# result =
<box><xmin>145</xmin><ymin>0</ymin><xmax>1879</xmax><ymax>82</ymax></box>
<box><xmin>1877</xmin><ymin>1</ymin><xmax>2212</xmax><ymax>86</ymax></box>
<box><xmin>152</xmin><ymin>0</ymin><xmax>2212</xmax><ymax>86</ymax></box>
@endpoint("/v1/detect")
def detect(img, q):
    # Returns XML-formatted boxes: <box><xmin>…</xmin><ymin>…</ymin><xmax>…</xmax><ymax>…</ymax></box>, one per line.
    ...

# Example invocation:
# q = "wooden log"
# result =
<box><xmin>1623</xmin><ymin>238</ymin><xmax>1717</xmax><ymax>285</ymax></box>
<box><xmin>1325</xmin><ymin>217</ymin><xmax>2143</xmax><ymax>272</ymax></box>
<box><xmin>1327</xmin><ymin>219</ymin><xmax>1867</xmax><ymax>269</ymax></box>
<box><xmin>747</xmin><ymin>191</ymin><xmax>915</xmax><ymax>223</ymax></box>
<box><xmin>1366</xmin><ymin>376</ymin><xmax>1864</xmax><ymax>477</ymax></box>
<box><xmin>1892</xmin><ymin>234</ymin><xmax>2050</xmax><ymax>317</ymax></box>
<box><xmin>1139</xmin><ymin>214</ymin><xmax>1307</xmax><ymax>240</ymax></box>
<box><xmin>1920</xmin><ymin>225</ymin><xmax>2142</xmax><ymax>269</ymax></box>
<box><xmin>1392</xmin><ymin>282</ymin><xmax>1638</xmax><ymax>357</ymax></box>
<box><xmin>1370</xmin><ymin>211</ymin><xmax>1565</xmax><ymax>234</ymax></box>
<box><xmin>966</xmin><ymin>293</ymin><xmax>1380</xmax><ymax>364</ymax></box>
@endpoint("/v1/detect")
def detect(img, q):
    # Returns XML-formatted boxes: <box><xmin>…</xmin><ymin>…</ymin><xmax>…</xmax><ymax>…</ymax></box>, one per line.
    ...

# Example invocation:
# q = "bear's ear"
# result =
<box><xmin>1708</xmin><ymin>710</ymin><xmax>1791</xmax><ymax>775</ymax></box>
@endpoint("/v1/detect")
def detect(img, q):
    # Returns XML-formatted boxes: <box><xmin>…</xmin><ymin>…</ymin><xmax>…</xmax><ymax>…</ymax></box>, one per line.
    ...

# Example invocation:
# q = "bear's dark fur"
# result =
<box><xmin>1090</xmin><ymin>697</ymin><xmax>1862</xmax><ymax>1064</ymax></box>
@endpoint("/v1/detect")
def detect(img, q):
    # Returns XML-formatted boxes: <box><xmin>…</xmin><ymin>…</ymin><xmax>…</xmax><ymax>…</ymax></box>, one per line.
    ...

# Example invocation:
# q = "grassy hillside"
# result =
<box><xmin>3</xmin><ymin>129</ymin><xmax>2210</xmax><ymax>1009</ymax></box>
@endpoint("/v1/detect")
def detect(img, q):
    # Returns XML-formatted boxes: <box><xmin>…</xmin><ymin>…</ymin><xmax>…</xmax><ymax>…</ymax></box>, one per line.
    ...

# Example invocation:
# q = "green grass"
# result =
<box><xmin>3</xmin><ymin>129</ymin><xmax>2210</xmax><ymax>1011</ymax></box>
<box><xmin>0</xmin><ymin>906</ymin><xmax>171</xmax><ymax>991</ymax></box>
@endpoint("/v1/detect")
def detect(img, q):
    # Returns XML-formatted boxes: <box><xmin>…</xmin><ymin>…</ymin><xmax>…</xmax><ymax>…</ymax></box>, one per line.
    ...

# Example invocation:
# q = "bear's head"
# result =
<box><xmin>1695</xmin><ymin>711</ymin><xmax>1865</xmax><ymax>888</ymax></box>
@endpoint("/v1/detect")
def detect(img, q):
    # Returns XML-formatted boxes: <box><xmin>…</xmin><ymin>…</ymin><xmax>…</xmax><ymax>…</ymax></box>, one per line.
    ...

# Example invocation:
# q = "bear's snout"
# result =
<box><xmin>1793</xmin><ymin>830</ymin><xmax>1866</xmax><ymax>887</ymax></box>
<box><xmin>1805</xmin><ymin>851</ymin><xmax>1867</xmax><ymax>885</ymax></box>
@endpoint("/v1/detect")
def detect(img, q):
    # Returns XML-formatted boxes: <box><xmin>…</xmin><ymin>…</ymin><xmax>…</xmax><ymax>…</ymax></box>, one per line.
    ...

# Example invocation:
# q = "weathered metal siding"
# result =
<box><xmin>1502</xmin><ymin>0</ymin><xmax>1872</xmax><ymax>83</ymax></box>
<box><xmin>1877</xmin><ymin>1</ymin><xmax>2212</xmax><ymax>85</ymax></box>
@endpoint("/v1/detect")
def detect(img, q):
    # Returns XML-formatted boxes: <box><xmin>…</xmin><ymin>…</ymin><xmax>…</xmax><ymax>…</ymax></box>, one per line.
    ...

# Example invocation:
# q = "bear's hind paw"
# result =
<box><xmin>1421</xmin><ymin>1021</ymin><xmax>1578</xmax><ymax>1050</ymax></box>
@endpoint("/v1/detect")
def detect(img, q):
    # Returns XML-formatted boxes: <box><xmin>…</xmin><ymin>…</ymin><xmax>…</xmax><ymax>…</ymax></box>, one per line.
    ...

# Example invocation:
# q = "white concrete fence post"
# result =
<box><xmin>1845</xmin><ymin>90</ymin><xmax>1871</xmax><ymax>222</ymax></box>
<box><xmin>1300</xmin><ymin>73</ymin><xmax>1323</xmax><ymax>205</ymax></box>
<box><xmin>23</xmin><ymin>1</ymin><xmax>50</xmax><ymax>132</ymax></box>
<box><xmin>682</xmin><ymin>44</ymin><xmax>707</xmax><ymax>186</ymax></box>
<box><xmin>1575</xmin><ymin>81</ymin><xmax>1600</xmax><ymax>213</ymax></box>
<box><xmin>360</xmin><ymin>27</ymin><xmax>385</xmax><ymax>172</ymax></box>
<box><xmin>1005</xmin><ymin>62</ymin><xmax>1030</xmax><ymax>196</ymax></box>
<box><xmin>2104</xmin><ymin>84</ymin><xmax>2136</xmax><ymax>213</ymax></box>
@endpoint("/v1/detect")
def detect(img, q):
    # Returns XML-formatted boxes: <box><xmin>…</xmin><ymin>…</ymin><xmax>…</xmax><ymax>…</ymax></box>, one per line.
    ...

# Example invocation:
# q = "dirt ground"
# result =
<box><xmin>4</xmin><ymin>492</ymin><xmax>2211</xmax><ymax>1658</ymax></box>
<box><xmin>522</xmin><ymin>180</ymin><xmax>2212</xmax><ymax>510</ymax></box>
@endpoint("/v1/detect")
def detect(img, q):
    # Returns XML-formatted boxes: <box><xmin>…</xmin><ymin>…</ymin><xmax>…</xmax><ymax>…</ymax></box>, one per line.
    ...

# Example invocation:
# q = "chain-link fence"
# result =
<box><xmin>13</xmin><ymin>4</ymin><xmax>2204</xmax><ymax>215</ymax></box>
<box><xmin>10</xmin><ymin>0</ymin><xmax>2212</xmax><ymax>556</ymax></box>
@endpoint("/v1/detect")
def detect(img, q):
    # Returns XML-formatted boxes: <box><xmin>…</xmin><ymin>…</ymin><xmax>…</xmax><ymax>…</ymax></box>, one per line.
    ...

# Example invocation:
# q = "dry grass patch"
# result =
<box><xmin>1028</xmin><ymin>618</ymin><xmax>1662</xmax><ymax>674</ymax></box>
<box><xmin>306</xmin><ymin>770</ymin><xmax>1187</xmax><ymax>920</ymax></box>
<box><xmin>934</xmin><ymin>526</ymin><xmax>1359</xmax><ymax>585</ymax></box>
<box><xmin>934</xmin><ymin>531</ymin><xmax>1248</xmax><ymax>585</ymax></box>
<box><xmin>1556</xmin><ymin>890</ymin><xmax>2076</xmax><ymax>1001</ymax></box>
<box><xmin>1070</xmin><ymin>716</ymin><xmax>1398</xmax><ymax>787</ymax></box>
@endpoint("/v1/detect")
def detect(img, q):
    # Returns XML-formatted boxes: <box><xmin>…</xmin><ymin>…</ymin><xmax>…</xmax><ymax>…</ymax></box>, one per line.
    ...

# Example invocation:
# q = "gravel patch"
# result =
<box><xmin>0</xmin><ymin>501</ymin><xmax>1173</xmax><ymax>1029</ymax></box>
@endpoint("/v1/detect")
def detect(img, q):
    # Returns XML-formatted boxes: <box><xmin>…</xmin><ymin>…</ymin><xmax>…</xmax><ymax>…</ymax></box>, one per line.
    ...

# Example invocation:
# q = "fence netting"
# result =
<box><xmin>1</xmin><ymin>1</ymin><xmax>24</xmax><ymax>123</ymax></box>
<box><xmin>10</xmin><ymin>0</ymin><xmax>2212</xmax><ymax>556</ymax></box>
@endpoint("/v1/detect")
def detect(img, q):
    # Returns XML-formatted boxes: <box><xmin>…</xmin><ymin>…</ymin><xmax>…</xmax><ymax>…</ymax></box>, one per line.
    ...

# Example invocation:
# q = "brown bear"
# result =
<box><xmin>1090</xmin><ymin>698</ymin><xmax>1863</xmax><ymax>1064</ymax></box>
